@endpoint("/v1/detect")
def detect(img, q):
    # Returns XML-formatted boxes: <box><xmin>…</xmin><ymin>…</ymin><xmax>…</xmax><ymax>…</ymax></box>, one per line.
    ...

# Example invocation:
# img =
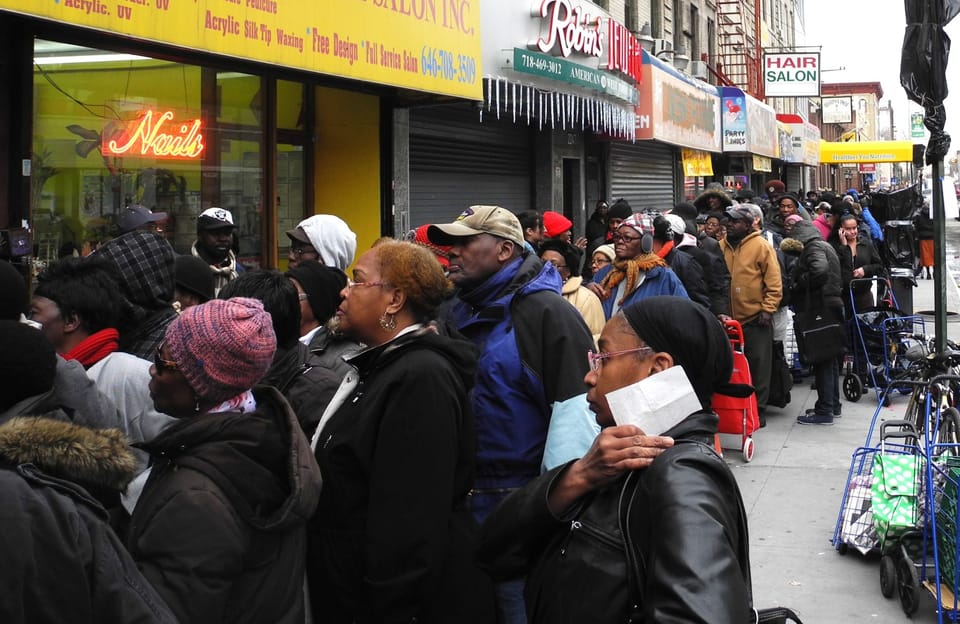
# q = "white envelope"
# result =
<box><xmin>605</xmin><ymin>365</ymin><xmax>701</xmax><ymax>436</ymax></box>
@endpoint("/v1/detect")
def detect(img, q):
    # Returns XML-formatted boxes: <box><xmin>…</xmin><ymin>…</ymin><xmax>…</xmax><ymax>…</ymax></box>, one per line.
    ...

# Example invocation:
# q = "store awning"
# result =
<box><xmin>819</xmin><ymin>140</ymin><xmax>917</xmax><ymax>163</ymax></box>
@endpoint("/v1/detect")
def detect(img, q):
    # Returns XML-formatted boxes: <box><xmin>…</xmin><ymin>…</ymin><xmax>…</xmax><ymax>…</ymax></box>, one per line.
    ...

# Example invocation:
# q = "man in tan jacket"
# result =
<box><xmin>720</xmin><ymin>206</ymin><xmax>783</xmax><ymax>424</ymax></box>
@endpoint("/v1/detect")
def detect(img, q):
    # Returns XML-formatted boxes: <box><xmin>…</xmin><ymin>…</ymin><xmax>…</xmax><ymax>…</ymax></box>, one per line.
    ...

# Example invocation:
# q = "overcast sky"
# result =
<box><xmin>803</xmin><ymin>0</ymin><xmax>960</xmax><ymax>153</ymax></box>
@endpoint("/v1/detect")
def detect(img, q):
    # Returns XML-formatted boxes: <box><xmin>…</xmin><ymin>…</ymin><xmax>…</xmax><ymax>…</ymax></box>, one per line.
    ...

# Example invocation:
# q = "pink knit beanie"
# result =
<box><xmin>164</xmin><ymin>297</ymin><xmax>276</xmax><ymax>404</ymax></box>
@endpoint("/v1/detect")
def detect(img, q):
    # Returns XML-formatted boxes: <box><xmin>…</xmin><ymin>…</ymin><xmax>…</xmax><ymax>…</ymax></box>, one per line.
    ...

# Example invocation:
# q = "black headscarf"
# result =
<box><xmin>621</xmin><ymin>296</ymin><xmax>733</xmax><ymax>409</ymax></box>
<box><xmin>286</xmin><ymin>261</ymin><xmax>347</xmax><ymax>323</ymax></box>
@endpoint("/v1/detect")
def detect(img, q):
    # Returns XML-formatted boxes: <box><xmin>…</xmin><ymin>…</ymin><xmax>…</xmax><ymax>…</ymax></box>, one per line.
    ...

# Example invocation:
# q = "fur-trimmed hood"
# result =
<box><xmin>0</xmin><ymin>417</ymin><xmax>136</xmax><ymax>492</ymax></box>
<box><xmin>693</xmin><ymin>189</ymin><xmax>734</xmax><ymax>213</ymax></box>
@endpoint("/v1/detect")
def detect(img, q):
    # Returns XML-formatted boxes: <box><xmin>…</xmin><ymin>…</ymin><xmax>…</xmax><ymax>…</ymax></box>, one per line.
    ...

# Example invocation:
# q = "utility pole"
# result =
<box><xmin>887</xmin><ymin>99</ymin><xmax>895</xmax><ymax>139</ymax></box>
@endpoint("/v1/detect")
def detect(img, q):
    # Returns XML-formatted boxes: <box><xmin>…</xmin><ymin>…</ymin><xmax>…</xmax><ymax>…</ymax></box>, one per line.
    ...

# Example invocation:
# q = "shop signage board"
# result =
<box><xmin>721</xmin><ymin>91</ymin><xmax>747</xmax><ymax>150</ymax></box>
<box><xmin>721</xmin><ymin>87</ymin><xmax>777</xmax><ymax>157</ymax></box>
<box><xmin>762</xmin><ymin>52</ymin><xmax>820</xmax><ymax>97</ymax></box>
<box><xmin>802</xmin><ymin>122</ymin><xmax>821</xmax><ymax>165</ymax></box>
<box><xmin>682</xmin><ymin>149</ymin><xmax>713</xmax><ymax>176</ymax></box>
<box><xmin>0</xmin><ymin>0</ymin><xmax>483</xmax><ymax>99</ymax></box>
<box><xmin>635</xmin><ymin>52</ymin><xmax>721</xmax><ymax>152</ymax></box>
<box><xmin>511</xmin><ymin>48</ymin><xmax>636</xmax><ymax>104</ymax></box>
<box><xmin>911</xmin><ymin>112</ymin><xmax>926</xmax><ymax>138</ymax></box>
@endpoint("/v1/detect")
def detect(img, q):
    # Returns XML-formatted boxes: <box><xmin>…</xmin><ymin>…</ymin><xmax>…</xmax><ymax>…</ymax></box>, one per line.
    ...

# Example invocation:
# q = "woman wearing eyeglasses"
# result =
<box><xmin>130</xmin><ymin>297</ymin><xmax>322</xmax><ymax>623</ymax></box>
<box><xmin>477</xmin><ymin>296</ymin><xmax>751</xmax><ymax>623</ymax></box>
<box><xmin>586</xmin><ymin>214</ymin><xmax>688</xmax><ymax>320</ymax></box>
<box><xmin>306</xmin><ymin>240</ymin><xmax>495</xmax><ymax>623</ymax></box>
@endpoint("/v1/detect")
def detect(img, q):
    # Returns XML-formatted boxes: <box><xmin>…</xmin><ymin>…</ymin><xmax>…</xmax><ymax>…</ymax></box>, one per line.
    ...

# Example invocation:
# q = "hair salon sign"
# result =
<box><xmin>762</xmin><ymin>52</ymin><xmax>820</xmax><ymax>97</ymax></box>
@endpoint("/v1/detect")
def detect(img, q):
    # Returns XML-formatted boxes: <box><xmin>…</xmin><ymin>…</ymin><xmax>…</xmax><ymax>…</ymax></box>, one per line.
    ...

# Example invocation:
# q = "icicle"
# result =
<box><xmin>512</xmin><ymin>83</ymin><xmax>516</xmax><ymax>123</ymax></box>
<box><xmin>527</xmin><ymin>86</ymin><xmax>532</xmax><ymax>125</ymax></box>
<box><xmin>538</xmin><ymin>91</ymin><xmax>543</xmax><ymax>131</ymax></box>
<box><xmin>494</xmin><ymin>78</ymin><xmax>500</xmax><ymax>119</ymax></box>
<box><xmin>503</xmin><ymin>81</ymin><xmax>508</xmax><ymax>121</ymax></box>
<box><xmin>486</xmin><ymin>77</ymin><xmax>492</xmax><ymax>111</ymax></box>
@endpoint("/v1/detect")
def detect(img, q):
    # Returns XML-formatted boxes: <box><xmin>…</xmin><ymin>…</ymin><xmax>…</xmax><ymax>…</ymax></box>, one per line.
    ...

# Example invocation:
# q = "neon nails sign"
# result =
<box><xmin>104</xmin><ymin>110</ymin><xmax>205</xmax><ymax>159</ymax></box>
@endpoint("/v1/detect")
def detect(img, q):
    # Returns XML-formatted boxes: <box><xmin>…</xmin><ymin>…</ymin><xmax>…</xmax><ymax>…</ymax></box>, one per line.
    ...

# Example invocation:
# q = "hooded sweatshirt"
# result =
<box><xmin>0</xmin><ymin>417</ymin><xmax>178</xmax><ymax>623</ymax></box>
<box><xmin>296</xmin><ymin>214</ymin><xmax>358</xmax><ymax>271</ymax></box>
<box><xmin>126</xmin><ymin>386</ymin><xmax>322</xmax><ymax>624</ymax></box>
<box><xmin>93</xmin><ymin>231</ymin><xmax>177</xmax><ymax>361</ymax></box>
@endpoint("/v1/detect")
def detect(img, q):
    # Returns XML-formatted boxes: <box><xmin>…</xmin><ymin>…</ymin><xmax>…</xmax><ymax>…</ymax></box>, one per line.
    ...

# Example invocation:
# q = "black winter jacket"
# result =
<box><xmin>477</xmin><ymin>411</ymin><xmax>750</xmax><ymax>624</ymax></box>
<box><xmin>307</xmin><ymin>329</ymin><xmax>495</xmax><ymax>624</ymax></box>
<box><xmin>0</xmin><ymin>417</ymin><xmax>177</xmax><ymax>624</ymax></box>
<box><xmin>664</xmin><ymin>246</ymin><xmax>711</xmax><ymax>310</ymax></box>
<box><xmin>789</xmin><ymin>221</ymin><xmax>844</xmax><ymax>312</ymax></box>
<box><xmin>261</xmin><ymin>342</ymin><xmax>346</xmax><ymax>439</ymax></box>
<box><xmin>126</xmin><ymin>386</ymin><xmax>322</xmax><ymax>624</ymax></box>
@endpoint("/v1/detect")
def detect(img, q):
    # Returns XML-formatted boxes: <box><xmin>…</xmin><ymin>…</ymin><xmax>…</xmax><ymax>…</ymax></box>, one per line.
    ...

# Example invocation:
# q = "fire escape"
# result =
<box><xmin>714</xmin><ymin>0</ymin><xmax>762</xmax><ymax>97</ymax></box>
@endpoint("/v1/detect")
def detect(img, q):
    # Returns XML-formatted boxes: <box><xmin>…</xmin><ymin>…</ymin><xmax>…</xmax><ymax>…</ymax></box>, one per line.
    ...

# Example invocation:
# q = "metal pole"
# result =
<box><xmin>934</xmin><ymin>157</ymin><xmax>947</xmax><ymax>352</ymax></box>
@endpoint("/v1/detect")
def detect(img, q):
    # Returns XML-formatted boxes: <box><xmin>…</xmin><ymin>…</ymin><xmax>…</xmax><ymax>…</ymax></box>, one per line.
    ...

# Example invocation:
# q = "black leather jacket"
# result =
<box><xmin>477</xmin><ymin>411</ymin><xmax>750</xmax><ymax>624</ymax></box>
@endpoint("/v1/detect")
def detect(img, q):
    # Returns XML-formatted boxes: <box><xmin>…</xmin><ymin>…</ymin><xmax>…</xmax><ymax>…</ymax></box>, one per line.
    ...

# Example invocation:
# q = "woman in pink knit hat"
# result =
<box><xmin>125</xmin><ymin>297</ymin><xmax>322</xmax><ymax>624</ymax></box>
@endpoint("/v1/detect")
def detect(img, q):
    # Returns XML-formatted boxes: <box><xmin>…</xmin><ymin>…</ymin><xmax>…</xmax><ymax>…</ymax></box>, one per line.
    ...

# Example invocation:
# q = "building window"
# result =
<box><xmin>689</xmin><ymin>4</ymin><xmax>700</xmax><ymax>59</ymax></box>
<box><xmin>673</xmin><ymin>0</ymin><xmax>684</xmax><ymax>52</ymax></box>
<box><xmin>707</xmin><ymin>18</ymin><xmax>716</xmax><ymax>66</ymax></box>
<box><xmin>31</xmin><ymin>39</ymin><xmax>307</xmax><ymax>269</ymax></box>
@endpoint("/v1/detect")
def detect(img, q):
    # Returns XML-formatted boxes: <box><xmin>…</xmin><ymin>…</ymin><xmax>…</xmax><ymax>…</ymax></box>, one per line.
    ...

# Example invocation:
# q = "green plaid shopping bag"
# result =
<box><xmin>871</xmin><ymin>453</ymin><xmax>920</xmax><ymax>548</ymax></box>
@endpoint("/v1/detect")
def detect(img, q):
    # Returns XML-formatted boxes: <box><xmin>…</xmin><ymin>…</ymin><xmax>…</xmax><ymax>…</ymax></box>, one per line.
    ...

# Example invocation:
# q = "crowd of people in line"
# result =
<box><xmin>0</xmin><ymin>179</ymin><xmax>889</xmax><ymax>623</ymax></box>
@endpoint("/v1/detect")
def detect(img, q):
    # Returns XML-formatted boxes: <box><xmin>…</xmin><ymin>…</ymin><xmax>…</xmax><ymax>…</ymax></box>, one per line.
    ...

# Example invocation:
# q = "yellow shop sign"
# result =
<box><xmin>1</xmin><ymin>0</ymin><xmax>482</xmax><ymax>99</ymax></box>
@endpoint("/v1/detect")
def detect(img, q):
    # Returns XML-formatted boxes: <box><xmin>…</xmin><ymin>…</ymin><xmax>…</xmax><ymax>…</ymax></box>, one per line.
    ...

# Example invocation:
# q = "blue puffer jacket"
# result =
<box><xmin>446</xmin><ymin>255</ymin><xmax>594</xmax><ymax>522</ymax></box>
<box><xmin>593</xmin><ymin>263</ymin><xmax>689</xmax><ymax>319</ymax></box>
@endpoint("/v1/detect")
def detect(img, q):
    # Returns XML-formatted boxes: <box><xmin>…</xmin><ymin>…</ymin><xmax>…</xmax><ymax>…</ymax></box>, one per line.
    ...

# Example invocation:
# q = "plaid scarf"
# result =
<box><xmin>600</xmin><ymin>253</ymin><xmax>668</xmax><ymax>305</ymax></box>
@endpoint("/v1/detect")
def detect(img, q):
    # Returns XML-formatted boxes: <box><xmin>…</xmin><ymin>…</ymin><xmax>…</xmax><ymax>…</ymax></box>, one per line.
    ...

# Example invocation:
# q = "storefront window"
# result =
<box><xmin>31</xmin><ymin>39</ymin><xmax>275</xmax><ymax>270</ymax></box>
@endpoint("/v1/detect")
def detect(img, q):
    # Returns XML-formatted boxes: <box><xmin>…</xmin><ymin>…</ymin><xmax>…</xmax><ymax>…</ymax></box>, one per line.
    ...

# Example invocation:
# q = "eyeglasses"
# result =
<box><xmin>154</xmin><ymin>342</ymin><xmax>179</xmax><ymax>374</ymax></box>
<box><xmin>291</xmin><ymin>244</ymin><xmax>318</xmax><ymax>257</ymax></box>
<box><xmin>612</xmin><ymin>233</ymin><xmax>642</xmax><ymax>244</ymax></box>
<box><xmin>346</xmin><ymin>279</ymin><xmax>391</xmax><ymax>290</ymax></box>
<box><xmin>587</xmin><ymin>346</ymin><xmax>653</xmax><ymax>373</ymax></box>
<box><xmin>298</xmin><ymin>293</ymin><xmax>309</xmax><ymax>301</ymax></box>
<box><xmin>592</xmin><ymin>257</ymin><xmax>611</xmax><ymax>266</ymax></box>
<box><xmin>545</xmin><ymin>260</ymin><xmax>567</xmax><ymax>269</ymax></box>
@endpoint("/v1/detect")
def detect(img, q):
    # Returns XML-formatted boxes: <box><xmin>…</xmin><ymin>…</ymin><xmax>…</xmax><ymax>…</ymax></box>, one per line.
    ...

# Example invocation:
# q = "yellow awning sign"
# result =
<box><xmin>682</xmin><ymin>149</ymin><xmax>713</xmax><ymax>176</ymax></box>
<box><xmin>1</xmin><ymin>0</ymin><xmax>483</xmax><ymax>100</ymax></box>
<box><xmin>819</xmin><ymin>140</ymin><xmax>915</xmax><ymax>164</ymax></box>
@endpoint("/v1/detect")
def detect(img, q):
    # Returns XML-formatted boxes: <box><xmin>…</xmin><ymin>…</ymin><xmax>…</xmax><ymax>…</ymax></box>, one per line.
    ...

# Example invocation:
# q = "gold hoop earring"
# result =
<box><xmin>379</xmin><ymin>312</ymin><xmax>397</xmax><ymax>331</ymax></box>
<box><xmin>194</xmin><ymin>396</ymin><xmax>201</xmax><ymax>413</ymax></box>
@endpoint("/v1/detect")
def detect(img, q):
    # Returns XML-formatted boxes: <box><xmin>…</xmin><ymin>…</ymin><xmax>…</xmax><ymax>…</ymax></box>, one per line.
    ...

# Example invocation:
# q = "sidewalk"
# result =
<box><xmin>733</xmin><ymin>220</ymin><xmax>960</xmax><ymax>622</ymax></box>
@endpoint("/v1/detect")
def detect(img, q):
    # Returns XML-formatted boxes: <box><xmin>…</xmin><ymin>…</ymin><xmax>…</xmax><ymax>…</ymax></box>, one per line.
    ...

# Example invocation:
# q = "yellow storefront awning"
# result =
<box><xmin>819</xmin><ymin>140</ymin><xmax>916</xmax><ymax>164</ymax></box>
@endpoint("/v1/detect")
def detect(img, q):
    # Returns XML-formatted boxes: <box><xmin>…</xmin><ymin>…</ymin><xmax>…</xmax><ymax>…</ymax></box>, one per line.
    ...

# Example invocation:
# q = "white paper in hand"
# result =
<box><xmin>605</xmin><ymin>366</ymin><xmax>701</xmax><ymax>435</ymax></box>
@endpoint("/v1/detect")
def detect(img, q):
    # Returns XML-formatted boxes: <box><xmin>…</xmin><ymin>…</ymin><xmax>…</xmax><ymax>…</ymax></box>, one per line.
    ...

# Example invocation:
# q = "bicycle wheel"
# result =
<box><xmin>937</xmin><ymin>407</ymin><xmax>960</xmax><ymax>451</ymax></box>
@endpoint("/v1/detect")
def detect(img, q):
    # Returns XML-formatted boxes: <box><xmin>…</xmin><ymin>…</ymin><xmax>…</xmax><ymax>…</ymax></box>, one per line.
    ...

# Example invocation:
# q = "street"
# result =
<box><xmin>739</xmin><ymin>218</ymin><xmax>960</xmax><ymax>622</ymax></box>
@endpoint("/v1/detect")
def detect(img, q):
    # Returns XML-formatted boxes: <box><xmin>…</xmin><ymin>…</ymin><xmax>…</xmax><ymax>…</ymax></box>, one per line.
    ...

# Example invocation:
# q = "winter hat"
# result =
<box><xmin>542</xmin><ymin>211</ymin><xmax>573</xmax><ymax>238</ymax></box>
<box><xmin>286</xmin><ymin>260</ymin><xmax>347</xmax><ymax>323</ymax></box>
<box><xmin>539</xmin><ymin>239</ymin><xmax>582</xmax><ymax>277</ymax></box>
<box><xmin>0</xmin><ymin>260</ymin><xmax>27</xmax><ymax>321</ymax></box>
<box><xmin>0</xmin><ymin>321</ymin><xmax>58</xmax><ymax>412</ymax></box>
<box><xmin>845</xmin><ymin>189</ymin><xmax>860</xmax><ymax>202</ymax></box>
<box><xmin>286</xmin><ymin>214</ymin><xmax>357</xmax><ymax>271</ymax></box>
<box><xmin>164</xmin><ymin>297</ymin><xmax>276</xmax><ymax>404</ymax></box>
<box><xmin>784</xmin><ymin>214</ymin><xmax>804</xmax><ymax>226</ymax></box>
<box><xmin>409</xmin><ymin>224</ymin><xmax>451</xmax><ymax>268</ymax></box>
<box><xmin>735</xmin><ymin>188</ymin><xmax>756</xmax><ymax>201</ymax></box>
<box><xmin>670</xmin><ymin>202</ymin><xmax>697</xmax><ymax>222</ymax></box>
<box><xmin>607</xmin><ymin>199</ymin><xmax>633</xmax><ymax>220</ymax></box>
<box><xmin>174</xmin><ymin>255</ymin><xmax>216</xmax><ymax>303</ymax></box>
<box><xmin>621</xmin><ymin>296</ymin><xmax>733</xmax><ymax>410</ymax></box>
<box><xmin>662</xmin><ymin>214</ymin><xmax>689</xmax><ymax>241</ymax></box>
<box><xmin>594</xmin><ymin>244</ymin><xmax>615</xmax><ymax>263</ymax></box>
<box><xmin>765</xmin><ymin>180</ymin><xmax>786</xmax><ymax>195</ymax></box>
<box><xmin>619</xmin><ymin>213</ymin><xmax>648</xmax><ymax>235</ymax></box>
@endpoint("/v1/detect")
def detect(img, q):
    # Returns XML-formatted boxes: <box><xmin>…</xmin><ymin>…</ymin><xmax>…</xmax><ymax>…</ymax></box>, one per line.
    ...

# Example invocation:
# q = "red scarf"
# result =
<box><xmin>63</xmin><ymin>328</ymin><xmax>120</xmax><ymax>368</ymax></box>
<box><xmin>655</xmin><ymin>240</ymin><xmax>675</xmax><ymax>259</ymax></box>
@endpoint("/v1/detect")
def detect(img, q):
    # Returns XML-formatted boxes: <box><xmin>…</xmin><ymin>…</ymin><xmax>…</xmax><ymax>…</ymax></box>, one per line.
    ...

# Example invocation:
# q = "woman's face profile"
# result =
<box><xmin>584</xmin><ymin>315</ymin><xmax>653</xmax><ymax>427</ymax></box>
